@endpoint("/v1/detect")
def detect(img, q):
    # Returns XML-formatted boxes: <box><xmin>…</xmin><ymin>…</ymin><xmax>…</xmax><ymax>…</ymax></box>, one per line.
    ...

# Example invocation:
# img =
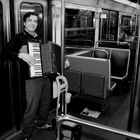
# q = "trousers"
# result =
<box><xmin>22</xmin><ymin>77</ymin><xmax>51</xmax><ymax>137</ymax></box>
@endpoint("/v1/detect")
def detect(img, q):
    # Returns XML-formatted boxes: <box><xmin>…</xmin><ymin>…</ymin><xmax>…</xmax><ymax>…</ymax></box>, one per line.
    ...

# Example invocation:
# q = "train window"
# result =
<box><xmin>0</xmin><ymin>2</ymin><xmax>4</xmax><ymax>66</ymax></box>
<box><xmin>100</xmin><ymin>9</ymin><xmax>118</xmax><ymax>41</ymax></box>
<box><xmin>65</xmin><ymin>8</ymin><xmax>95</xmax><ymax>48</ymax></box>
<box><xmin>20</xmin><ymin>3</ymin><xmax>43</xmax><ymax>41</ymax></box>
<box><xmin>119</xmin><ymin>15</ymin><xmax>137</xmax><ymax>41</ymax></box>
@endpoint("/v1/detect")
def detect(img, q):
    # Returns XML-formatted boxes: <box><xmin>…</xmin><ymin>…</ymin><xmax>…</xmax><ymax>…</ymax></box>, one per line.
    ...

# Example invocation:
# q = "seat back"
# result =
<box><xmin>111</xmin><ymin>49</ymin><xmax>130</xmax><ymax>80</ymax></box>
<box><xmin>81</xmin><ymin>72</ymin><xmax>105</xmax><ymax>98</ymax></box>
<box><xmin>96</xmin><ymin>41</ymin><xmax>130</xmax><ymax>49</ymax></box>
<box><xmin>64</xmin><ymin>70</ymin><xmax>81</xmax><ymax>95</ymax></box>
<box><xmin>92</xmin><ymin>49</ymin><xmax>109</xmax><ymax>59</ymax></box>
<box><xmin>97</xmin><ymin>47</ymin><xmax>130</xmax><ymax>80</ymax></box>
<box><xmin>65</xmin><ymin>53</ymin><xmax>112</xmax><ymax>98</ymax></box>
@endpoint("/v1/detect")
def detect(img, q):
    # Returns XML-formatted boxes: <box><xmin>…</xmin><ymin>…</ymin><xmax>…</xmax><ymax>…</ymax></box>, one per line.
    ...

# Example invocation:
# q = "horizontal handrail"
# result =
<box><xmin>56</xmin><ymin>114</ymin><xmax>140</xmax><ymax>140</ymax></box>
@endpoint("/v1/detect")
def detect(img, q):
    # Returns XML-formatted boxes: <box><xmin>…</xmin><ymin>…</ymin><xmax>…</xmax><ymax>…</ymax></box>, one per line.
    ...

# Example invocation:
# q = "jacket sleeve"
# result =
<box><xmin>2</xmin><ymin>34</ymin><xmax>21</xmax><ymax>60</ymax></box>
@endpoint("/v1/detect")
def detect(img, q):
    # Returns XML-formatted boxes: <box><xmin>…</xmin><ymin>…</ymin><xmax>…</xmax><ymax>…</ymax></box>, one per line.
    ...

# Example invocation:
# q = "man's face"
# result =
<box><xmin>24</xmin><ymin>15</ymin><xmax>38</xmax><ymax>33</ymax></box>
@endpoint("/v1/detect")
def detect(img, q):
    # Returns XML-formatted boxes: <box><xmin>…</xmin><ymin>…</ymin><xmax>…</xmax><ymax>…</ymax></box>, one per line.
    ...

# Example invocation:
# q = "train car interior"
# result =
<box><xmin>1</xmin><ymin>0</ymin><xmax>140</xmax><ymax>140</ymax></box>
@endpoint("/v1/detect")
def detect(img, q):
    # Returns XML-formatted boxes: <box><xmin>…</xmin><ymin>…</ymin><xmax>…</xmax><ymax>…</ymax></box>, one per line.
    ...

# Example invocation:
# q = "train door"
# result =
<box><xmin>0</xmin><ymin>0</ymin><xmax>17</xmax><ymax>138</ymax></box>
<box><xmin>9</xmin><ymin>0</ymin><xmax>49</xmax><ymax>129</ymax></box>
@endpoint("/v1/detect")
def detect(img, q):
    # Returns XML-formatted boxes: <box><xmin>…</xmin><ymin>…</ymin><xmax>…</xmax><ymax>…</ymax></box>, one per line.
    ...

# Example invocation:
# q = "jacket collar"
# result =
<box><xmin>23</xmin><ymin>29</ymin><xmax>38</xmax><ymax>40</ymax></box>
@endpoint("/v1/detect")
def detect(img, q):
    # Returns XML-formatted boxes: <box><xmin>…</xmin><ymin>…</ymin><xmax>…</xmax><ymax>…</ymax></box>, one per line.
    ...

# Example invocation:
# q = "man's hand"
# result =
<box><xmin>18</xmin><ymin>53</ymin><xmax>35</xmax><ymax>66</ymax></box>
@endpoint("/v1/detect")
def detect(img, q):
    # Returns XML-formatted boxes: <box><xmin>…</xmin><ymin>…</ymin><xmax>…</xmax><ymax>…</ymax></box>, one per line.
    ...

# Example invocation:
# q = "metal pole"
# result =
<box><xmin>127</xmin><ymin>0</ymin><xmax>140</xmax><ymax>133</ymax></box>
<box><xmin>61</xmin><ymin>0</ymin><xmax>65</xmax><ymax>75</ymax></box>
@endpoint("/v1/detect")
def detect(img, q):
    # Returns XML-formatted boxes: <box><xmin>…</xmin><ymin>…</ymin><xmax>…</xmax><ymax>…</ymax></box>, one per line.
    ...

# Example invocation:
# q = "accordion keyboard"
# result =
<box><xmin>28</xmin><ymin>42</ymin><xmax>42</xmax><ymax>77</ymax></box>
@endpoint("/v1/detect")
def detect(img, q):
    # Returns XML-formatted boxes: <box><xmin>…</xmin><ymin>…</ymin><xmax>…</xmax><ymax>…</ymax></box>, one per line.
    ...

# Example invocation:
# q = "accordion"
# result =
<box><xmin>28</xmin><ymin>41</ymin><xmax>61</xmax><ymax>78</ymax></box>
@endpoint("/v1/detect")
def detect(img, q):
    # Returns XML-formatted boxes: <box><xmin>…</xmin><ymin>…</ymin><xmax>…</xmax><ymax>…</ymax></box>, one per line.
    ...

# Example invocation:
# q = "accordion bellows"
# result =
<box><xmin>40</xmin><ymin>41</ymin><xmax>62</xmax><ymax>75</ymax></box>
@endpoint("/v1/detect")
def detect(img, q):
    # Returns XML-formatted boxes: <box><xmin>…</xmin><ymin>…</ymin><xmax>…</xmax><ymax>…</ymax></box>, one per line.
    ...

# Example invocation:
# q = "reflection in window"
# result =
<box><xmin>120</xmin><ymin>15</ymin><xmax>137</xmax><ymax>41</ymax></box>
<box><xmin>65</xmin><ymin>8</ymin><xmax>95</xmax><ymax>48</ymax></box>
<box><xmin>0</xmin><ymin>2</ymin><xmax>4</xmax><ymax>66</ymax></box>
<box><xmin>20</xmin><ymin>3</ymin><xmax>43</xmax><ymax>41</ymax></box>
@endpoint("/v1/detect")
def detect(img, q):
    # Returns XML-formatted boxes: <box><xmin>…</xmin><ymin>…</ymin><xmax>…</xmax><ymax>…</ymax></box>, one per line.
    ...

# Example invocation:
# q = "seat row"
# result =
<box><xmin>64</xmin><ymin>47</ymin><xmax>131</xmax><ymax>111</ymax></box>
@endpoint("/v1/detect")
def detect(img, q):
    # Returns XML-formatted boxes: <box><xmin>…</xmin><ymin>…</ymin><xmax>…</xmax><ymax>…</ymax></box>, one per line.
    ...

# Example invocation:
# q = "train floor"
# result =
<box><xmin>5</xmin><ymin>84</ymin><xmax>140</xmax><ymax>140</ymax></box>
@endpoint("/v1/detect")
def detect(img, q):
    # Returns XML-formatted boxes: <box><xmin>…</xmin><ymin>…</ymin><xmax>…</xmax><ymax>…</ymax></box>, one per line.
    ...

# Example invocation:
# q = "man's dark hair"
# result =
<box><xmin>23</xmin><ymin>12</ymin><xmax>38</xmax><ymax>22</ymax></box>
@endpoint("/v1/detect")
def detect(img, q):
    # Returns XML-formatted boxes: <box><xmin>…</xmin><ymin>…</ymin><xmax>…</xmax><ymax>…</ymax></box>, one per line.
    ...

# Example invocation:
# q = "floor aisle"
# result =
<box><xmin>6</xmin><ymin>81</ymin><xmax>140</xmax><ymax>140</ymax></box>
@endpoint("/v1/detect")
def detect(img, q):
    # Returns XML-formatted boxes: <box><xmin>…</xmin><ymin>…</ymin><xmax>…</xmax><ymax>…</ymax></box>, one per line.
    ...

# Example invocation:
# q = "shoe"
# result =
<box><xmin>24</xmin><ymin>136</ymin><xmax>31</xmax><ymax>140</ymax></box>
<box><xmin>19</xmin><ymin>131</ymin><xmax>31</xmax><ymax>140</ymax></box>
<box><xmin>37</xmin><ymin>123</ymin><xmax>52</xmax><ymax>130</ymax></box>
<box><xmin>25</xmin><ymin>138</ymin><xmax>31</xmax><ymax>140</ymax></box>
<box><xmin>20</xmin><ymin>135</ymin><xmax>31</xmax><ymax>140</ymax></box>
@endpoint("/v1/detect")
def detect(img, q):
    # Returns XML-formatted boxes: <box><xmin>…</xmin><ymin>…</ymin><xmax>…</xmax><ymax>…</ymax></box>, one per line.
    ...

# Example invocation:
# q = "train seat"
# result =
<box><xmin>111</xmin><ymin>49</ymin><xmax>130</xmax><ymax>80</ymax></box>
<box><xmin>92</xmin><ymin>49</ymin><xmax>109</xmax><ymax>59</ymax></box>
<box><xmin>96</xmin><ymin>41</ymin><xmax>130</xmax><ymax>49</ymax></box>
<box><xmin>117</xmin><ymin>42</ymin><xmax>130</xmax><ymax>49</ymax></box>
<box><xmin>96</xmin><ymin>41</ymin><xmax>131</xmax><ymax>81</ymax></box>
<box><xmin>81</xmin><ymin>72</ymin><xmax>105</xmax><ymax>98</ymax></box>
<box><xmin>65</xmin><ymin>51</ymin><xmax>116</xmax><ymax>99</ymax></box>
<box><xmin>64</xmin><ymin>52</ymin><xmax>117</xmax><ymax>111</ymax></box>
<box><xmin>64</xmin><ymin>70</ymin><xmax>81</xmax><ymax>96</ymax></box>
<box><xmin>96</xmin><ymin>47</ymin><xmax>131</xmax><ymax>81</ymax></box>
<box><xmin>77</xmin><ymin>49</ymin><xmax>110</xmax><ymax>60</ymax></box>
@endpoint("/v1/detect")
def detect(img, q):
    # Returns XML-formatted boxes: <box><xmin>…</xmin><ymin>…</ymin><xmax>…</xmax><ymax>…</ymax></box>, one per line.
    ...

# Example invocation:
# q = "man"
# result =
<box><xmin>3</xmin><ymin>12</ymin><xmax>52</xmax><ymax>140</ymax></box>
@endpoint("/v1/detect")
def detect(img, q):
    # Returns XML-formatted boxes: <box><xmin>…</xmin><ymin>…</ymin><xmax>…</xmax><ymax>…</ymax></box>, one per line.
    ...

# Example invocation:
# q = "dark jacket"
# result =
<box><xmin>3</xmin><ymin>30</ymin><xmax>42</xmax><ymax>79</ymax></box>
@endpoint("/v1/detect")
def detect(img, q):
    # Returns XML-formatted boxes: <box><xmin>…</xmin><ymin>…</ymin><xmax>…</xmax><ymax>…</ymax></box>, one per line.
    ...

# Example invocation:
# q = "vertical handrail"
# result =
<box><xmin>61</xmin><ymin>0</ymin><xmax>65</xmax><ymax>75</ymax></box>
<box><xmin>127</xmin><ymin>0</ymin><xmax>140</xmax><ymax>133</ymax></box>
